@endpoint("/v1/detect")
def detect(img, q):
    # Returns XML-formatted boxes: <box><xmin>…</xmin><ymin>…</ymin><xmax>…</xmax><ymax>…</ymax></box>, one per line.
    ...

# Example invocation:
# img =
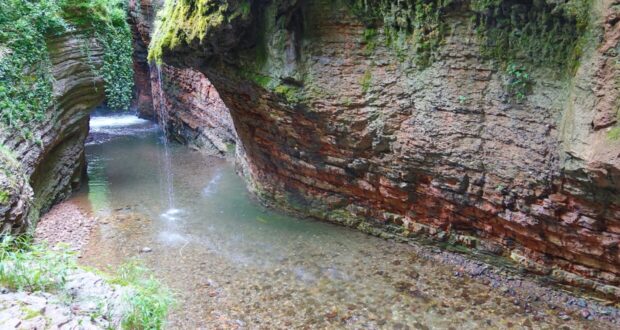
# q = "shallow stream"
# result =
<box><xmin>74</xmin><ymin>114</ymin><xmax>608</xmax><ymax>329</ymax></box>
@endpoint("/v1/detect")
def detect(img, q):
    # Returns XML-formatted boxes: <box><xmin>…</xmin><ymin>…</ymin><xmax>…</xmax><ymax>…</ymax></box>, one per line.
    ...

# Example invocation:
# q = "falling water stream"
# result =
<box><xmin>73</xmin><ymin>113</ymin><xmax>611</xmax><ymax>329</ymax></box>
<box><xmin>153</xmin><ymin>65</ymin><xmax>176</xmax><ymax>213</ymax></box>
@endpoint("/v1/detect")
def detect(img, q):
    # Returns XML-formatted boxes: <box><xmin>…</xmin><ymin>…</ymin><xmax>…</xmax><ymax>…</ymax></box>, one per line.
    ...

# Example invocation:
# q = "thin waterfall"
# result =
<box><xmin>151</xmin><ymin>63</ymin><xmax>176</xmax><ymax>211</ymax></box>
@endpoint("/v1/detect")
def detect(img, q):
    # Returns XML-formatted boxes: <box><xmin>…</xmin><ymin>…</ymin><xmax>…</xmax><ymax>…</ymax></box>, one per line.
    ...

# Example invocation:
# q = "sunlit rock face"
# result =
<box><xmin>0</xmin><ymin>33</ymin><xmax>106</xmax><ymax>233</ymax></box>
<box><xmin>157</xmin><ymin>0</ymin><xmax>619</xmax><ymax>297</ymax></box>
<box><xmin>129</xmin><ymin>0</ymin><xmax>237</xmax><ymax>155</ymax></box>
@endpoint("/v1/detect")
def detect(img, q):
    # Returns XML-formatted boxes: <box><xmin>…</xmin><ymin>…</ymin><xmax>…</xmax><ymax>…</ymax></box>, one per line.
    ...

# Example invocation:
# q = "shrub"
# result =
<box><xmin>505</xmin><ymin>63</ymin><xmax>532</xmax><ymax>102</ymax></box>
<box><xmin>0</xmin><ymin>236</ymin><xmax>174</xmax><ymax>329</ymax></box>
<box><xmin>110</xmin><ymin>260</ymin><xmax>176</xmax><ymax>330</ymax></box>
<box><xmin>0</xmin><ymin>235</ymin><xmax>77</xmax><ymax>292</ymax></box>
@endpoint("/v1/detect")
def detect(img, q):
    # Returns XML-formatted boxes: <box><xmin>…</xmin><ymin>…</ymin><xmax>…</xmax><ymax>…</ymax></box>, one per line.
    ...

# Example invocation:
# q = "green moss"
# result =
<box><xmin>22</xmin><ymin>307</ymin><xmax>41</xmax><ymax>320</ymax></box>
<box><xmin>360</xmin><ymin>69</ymin><xmax>372</xmax><ymax>94</ymax></box>
<box><xmin>0</xmin><ymin>190</ymin><xmax>8</xmax><ymax>204</ymax></box>
<box><xmin>0</xmin><ymin>144</ymin><xmax>17</xmax><ymax>164</ymax></box>
<box><xmin>346</xmin><ymin>0</ymin><xmax>453</xmax><ymax>68</ymax></box>
<box><xmin>608</xmin><ymin>127</ymin><xmax>620</xmax><ymax>141</ymax></box>
<box><xmin>149</xmin><ymin>0</ymin><xmax>232</xmax><ymax>62</ymax></box>
<box><xmin>471</xmin><ymin>0</ymin><xmax>592</xmax><ymax>72</ymax></box>
<box><xmin>251</xmin><ymin>73</ymin><xmax>273</xmax><ymax>89</ymax></box>
<box><xmin>230</xmin><ymin>0</ymin><xmax>251</xmax><ymax>21</ymax></box>
<box><xmin>362</xmin><ymin>27</ymin><xmax>378</xmax><ymax>55</ymax></box>
<box><xmin>274</xmin><ymin>84</ymin><xmax>301</xmax><ymax>104</ymax></box>
<box><xmin>346</xmin><ymin>0</ymin><xmax>591</xmax><ymax>72</ymax></box>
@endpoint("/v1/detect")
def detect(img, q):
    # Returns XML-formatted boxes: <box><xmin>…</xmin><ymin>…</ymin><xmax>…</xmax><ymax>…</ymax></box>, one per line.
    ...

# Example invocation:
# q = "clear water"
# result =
<box><xmin>75</xmin><ymin>115</ymin><xmax>607</xmax><ymax>329</ymax></box>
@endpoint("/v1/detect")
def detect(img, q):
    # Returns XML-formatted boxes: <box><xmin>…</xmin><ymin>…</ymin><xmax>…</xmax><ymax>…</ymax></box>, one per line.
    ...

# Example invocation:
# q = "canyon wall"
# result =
<box><xmin>156</xmin><ymin>0</ymin><xmax>620</xmax><ymax>297</ymax></box>
<box><xmin>129</xmin><ymin>0</ymin><xmax>237</xmax><ymax>154</ymax></box>
<box><xmin>0</xmin><ymin>32</ymin><xmax>105</xmax><ymax>233</ymax></box>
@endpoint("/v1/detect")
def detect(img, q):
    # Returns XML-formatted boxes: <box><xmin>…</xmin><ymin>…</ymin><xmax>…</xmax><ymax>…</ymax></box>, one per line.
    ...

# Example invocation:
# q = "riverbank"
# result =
<box><xmin>34</xmin><ymin>202</ymin><xmax>96</xmax><ymax>253</ymax></box>
<box><xmin>44</xmin><ymin>198</ymin><xmax>619</xmax><ymax>328</ymax></box>
<box><xmin>0</xmin><ymin>199</ymin><xmax>174</xmax><ymax>329</ymax></box>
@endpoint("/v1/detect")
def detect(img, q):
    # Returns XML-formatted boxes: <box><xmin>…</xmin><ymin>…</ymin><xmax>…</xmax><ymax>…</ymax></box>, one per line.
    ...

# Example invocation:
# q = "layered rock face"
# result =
<box><xmin>129</xmin><ymin>0</ymin><xmax>237</xmax><ymax>154</ymax></box>
<box><xmin>159</xmin><ymin>0</ymin><xmax>620</xmax><ymax>297</ymax></box>
<box><xmin>0</xmin><ymin>33</ymin><xmax>105</xmax><ymax>233</ymax></box>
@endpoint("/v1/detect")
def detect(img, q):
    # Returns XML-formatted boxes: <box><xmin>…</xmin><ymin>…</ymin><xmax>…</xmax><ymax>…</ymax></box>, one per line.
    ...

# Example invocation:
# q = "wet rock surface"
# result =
<box><xmin>0</xmin><ymin>272</ymin><xmax>130</xmax><ymax>329</ymax></box>
<box><xmin>158</xmin><ymin>0</ymin><xmax>620</xmax><ymax>297</ymax></box>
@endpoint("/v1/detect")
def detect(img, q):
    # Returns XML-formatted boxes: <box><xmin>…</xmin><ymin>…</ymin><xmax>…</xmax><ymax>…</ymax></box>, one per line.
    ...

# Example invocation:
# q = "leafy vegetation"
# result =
<box><xmin>0</xmin><ymin>0</ymin><xmax>66</xmax><ymax>135</ymax></box>
<box><xmin>0</xmin><ymin>235</ymin><xmax>174</xmax><ymax>329</ymax></box>
<box><xmin>505</xmin><ymin>63</ymin><xmax>532</xmax><ymax>102</ymax></box>
<box><xmin>110</xmin><ymin>261</ymin><xmax>176</xmax><ymax>330</ymax></box>
<box><xmin>0</xmin><ymin>0</ymin><xmax>134</xmax><ymax>136</ymax></box>
<box><xmin>0</xmin><ymin>235</ymin><xmax>76</xmax><ymax>292</ymax></box>
<box><xmin>62</xmin><ymin>0</ymin><xmax>135</xmax><ymax>110</ymax></box>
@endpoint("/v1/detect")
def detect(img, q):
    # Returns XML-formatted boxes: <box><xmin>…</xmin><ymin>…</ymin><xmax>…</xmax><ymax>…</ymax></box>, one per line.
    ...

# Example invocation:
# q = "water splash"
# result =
<box><xmin>152</xmin><ymin>64</ymin><xmax>176</xmax><ymax>211</ymax></box>
<box><xmin>90</xmin><ymin>115</ymin><xmax>150</xmax><ymax>129</ymax></box>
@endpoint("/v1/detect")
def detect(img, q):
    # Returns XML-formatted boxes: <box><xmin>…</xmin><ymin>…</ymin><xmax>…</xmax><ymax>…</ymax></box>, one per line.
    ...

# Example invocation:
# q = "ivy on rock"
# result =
<box><xmin>0</xmin><ymin>0</ymin><xmax>134</xmax><ymax>136</ymax></box>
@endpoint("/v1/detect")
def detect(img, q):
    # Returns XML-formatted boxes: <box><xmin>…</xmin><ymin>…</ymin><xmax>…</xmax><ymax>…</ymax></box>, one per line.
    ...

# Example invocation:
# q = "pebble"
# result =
<box><xmin>581</xmin><ymin>309</ymin><xmax>591</xmax><ymax>319</ymax></box>
<box><xmin>140</xmin><ymin>247</ymin><xmax>153</xmax><ymax>253</ymax></box>
<box><xmin>0</xmin><ymin>272</ymin><xmax>131</xmax><ymax>329</ymax></box>
<box><xmin>34</xmin><ymin>202</ymin><xmax>96</xmax><ymax>253</ymax></box>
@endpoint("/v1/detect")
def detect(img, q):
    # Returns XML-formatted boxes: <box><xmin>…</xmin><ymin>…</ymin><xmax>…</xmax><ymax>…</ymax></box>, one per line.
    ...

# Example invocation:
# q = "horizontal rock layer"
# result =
<box><xmin>158</xmin><ymin>0</ymin><xmax>620</xmax><ymax>297</ymax></box>
<box><xmin>0</xmin><ymin>32</ymin><xmax>105</xmax><ymax>233</ymax></box>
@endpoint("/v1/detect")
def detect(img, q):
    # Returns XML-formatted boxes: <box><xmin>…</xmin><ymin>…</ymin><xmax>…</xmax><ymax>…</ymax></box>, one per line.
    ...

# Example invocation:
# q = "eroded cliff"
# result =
<box><xmin>151</xmin><ymin>0</ymin><xmax>620</xmax><ymax>297</ymax></box>
<box><xmin>0</xmin><ymin>0</ymin><xmax>134</xmax><ymax>233</ymax></box>
<box><xmin>0</xmin><ymin>33</ymin><xmax>105</xmax><ymax>233</ymax></box>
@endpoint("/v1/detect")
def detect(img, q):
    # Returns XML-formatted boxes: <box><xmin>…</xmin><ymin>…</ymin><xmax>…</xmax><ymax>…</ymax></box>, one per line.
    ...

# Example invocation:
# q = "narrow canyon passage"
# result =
<box><xmin>2</xmin><ymin>0</ymin><xmax>619</xmax><ymax>329</ymax></box>
<box><xmin>71</xmin><ymin>113</ymin><xmax>611</xmax><ymax>329</ymax></box>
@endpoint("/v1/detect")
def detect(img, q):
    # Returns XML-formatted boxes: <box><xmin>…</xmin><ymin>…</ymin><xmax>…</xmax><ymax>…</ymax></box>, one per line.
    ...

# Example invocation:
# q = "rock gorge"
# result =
<box><xmin>146</xmin><ymin>0</ymin><xmax>620</xmax><ymax>298</ymax></box>
<box><xmin>0</xmin><ymin>0</ymin><xmax>617</xmax><ymax>308</ymax></box>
